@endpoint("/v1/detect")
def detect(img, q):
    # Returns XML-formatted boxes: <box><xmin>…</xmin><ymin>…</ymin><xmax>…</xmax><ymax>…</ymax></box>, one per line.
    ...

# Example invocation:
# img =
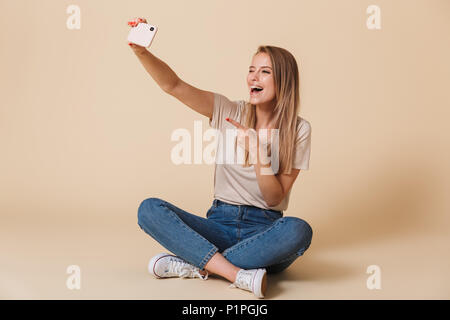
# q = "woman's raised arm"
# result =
<box><xmin>127</xmin><ymin>17</ymin><xmax>214</xmax><ymax>120</ymax></box>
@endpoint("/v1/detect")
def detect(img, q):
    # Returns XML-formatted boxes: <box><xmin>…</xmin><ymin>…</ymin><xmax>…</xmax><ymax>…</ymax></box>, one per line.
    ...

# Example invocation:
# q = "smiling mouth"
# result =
<box><xmin>250</xmin><ymin>87</ymin><xmax>264</xmax><ymax>94</ymax></box>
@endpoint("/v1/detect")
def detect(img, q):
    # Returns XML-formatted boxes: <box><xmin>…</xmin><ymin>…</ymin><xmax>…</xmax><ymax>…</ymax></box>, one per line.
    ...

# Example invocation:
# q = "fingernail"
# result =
<box><xmin>226</xmin><ymin>117</ymin><xmax>229</xmax><ymax>121</ymax></box>
<box><xmin>128</xmin><ymin>43</ymin><xmax>132</xmax><ymax>46</ymax></box>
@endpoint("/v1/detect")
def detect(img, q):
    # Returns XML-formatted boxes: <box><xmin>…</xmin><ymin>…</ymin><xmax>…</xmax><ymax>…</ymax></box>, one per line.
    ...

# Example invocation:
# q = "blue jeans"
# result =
<box><xmin>137</xmin><ymin>197</ymin><xmax>313</xmax><ymax>274</ymax></box>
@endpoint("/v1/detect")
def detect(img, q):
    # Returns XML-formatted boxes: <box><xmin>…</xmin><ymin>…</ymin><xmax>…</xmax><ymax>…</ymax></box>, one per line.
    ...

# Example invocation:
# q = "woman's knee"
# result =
<box><xmin>137</xmin><ymin>197</ymin><xmax>165</xmax><ymax>227</ymax></box>
<box><xmin>279</xmin><ymin>216</ymin><xmax>313</xmax><ymax>250</ymax></box>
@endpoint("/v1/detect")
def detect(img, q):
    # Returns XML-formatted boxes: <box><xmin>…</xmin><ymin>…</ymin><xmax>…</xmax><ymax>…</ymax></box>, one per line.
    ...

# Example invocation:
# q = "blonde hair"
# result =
<box><xmin>240</xmin><ymin>45</ymin><xmax>300</xmax><ymax>175</ymax></box>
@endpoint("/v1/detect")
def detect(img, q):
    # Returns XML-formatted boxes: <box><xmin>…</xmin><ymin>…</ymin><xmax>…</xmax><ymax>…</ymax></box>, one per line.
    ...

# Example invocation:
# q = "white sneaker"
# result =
<box><xmin>148</xmin><ymin>253</ymin><xmax>208</xmax><ymax>280</ymax></box>
<box><xmin>229</xmin><ymin>268</ymin><xmax>267</xmax><ymax>298</ymax></box>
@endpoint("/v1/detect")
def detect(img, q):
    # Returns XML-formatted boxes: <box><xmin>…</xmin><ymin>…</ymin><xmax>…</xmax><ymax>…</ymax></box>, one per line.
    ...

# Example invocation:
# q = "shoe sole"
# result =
<box><xmin>148</xmin><ymin>252</ymin><xmax>172</xmax><ymax>278</ymax></box>
<box><xmin>253</xmin><ymin>269</ymin><xmax>267</xmax><ymax>298</ymax></box>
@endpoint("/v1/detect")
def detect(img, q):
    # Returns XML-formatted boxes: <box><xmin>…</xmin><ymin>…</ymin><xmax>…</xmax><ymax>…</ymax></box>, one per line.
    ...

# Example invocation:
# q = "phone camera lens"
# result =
<box><xmin>150</xmin><ymin>27</ymin><xmax>154</xmax><ymax>31</ymax></box>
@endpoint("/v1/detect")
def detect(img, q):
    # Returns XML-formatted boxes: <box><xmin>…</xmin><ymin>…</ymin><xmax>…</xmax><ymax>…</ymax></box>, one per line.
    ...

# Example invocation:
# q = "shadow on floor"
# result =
<box><xmin>264</xmin><ymin>158</ymin><xmax>442</xmax><ymax>298</ymax></box>
<box><xmin>307</xmin><ymin>159</ymin><xmax>440</xmax><ymax>253</ymax></box>
<box><xmin>264</xmin><ymin>252</ymin><xmax>358</xmax><ymax>299</ymax></box>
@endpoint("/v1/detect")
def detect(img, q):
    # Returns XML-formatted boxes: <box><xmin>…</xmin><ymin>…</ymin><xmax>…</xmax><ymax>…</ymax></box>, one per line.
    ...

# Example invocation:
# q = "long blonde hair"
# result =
<box><xmin>240</xmin><ymin>45</ymin><xmax>300</xmax><ymax>175</ymax></box>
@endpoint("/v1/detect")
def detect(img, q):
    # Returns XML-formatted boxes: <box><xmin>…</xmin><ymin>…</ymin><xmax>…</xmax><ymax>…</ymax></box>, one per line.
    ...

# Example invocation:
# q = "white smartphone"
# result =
<box><xmin>127</xmin><ymin>22</ymin><xmax>158</xmax><ymax>48</ymax></box>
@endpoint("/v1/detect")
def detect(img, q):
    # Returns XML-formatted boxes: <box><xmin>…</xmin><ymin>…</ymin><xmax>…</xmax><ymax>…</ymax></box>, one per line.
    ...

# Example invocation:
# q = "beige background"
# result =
<box><xmin>1</xmin><ymin>0</ymin><xmax>449</xmax><ymax>299</ymax></box>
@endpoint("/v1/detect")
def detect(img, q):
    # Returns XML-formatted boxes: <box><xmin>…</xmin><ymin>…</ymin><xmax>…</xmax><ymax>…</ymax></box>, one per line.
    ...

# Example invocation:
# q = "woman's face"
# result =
<box><xmin>247</xmin><ymin>52</ymin><xmax>276</xmax><ymax>106</ymax></box>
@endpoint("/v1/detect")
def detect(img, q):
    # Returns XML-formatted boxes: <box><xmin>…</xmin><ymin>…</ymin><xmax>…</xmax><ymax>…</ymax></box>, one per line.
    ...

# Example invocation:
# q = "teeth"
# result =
<box><xmin>250</xmin><ymin>85</ymin><xmax>263</xmax><ymax>93</ymax></box>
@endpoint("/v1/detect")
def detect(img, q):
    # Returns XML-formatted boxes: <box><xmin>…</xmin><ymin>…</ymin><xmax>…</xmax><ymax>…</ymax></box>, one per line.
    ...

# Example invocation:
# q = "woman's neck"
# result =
<box><xmin>255</xmin><ymin>102</ymin><xmax>276</xmax><ymax>129</ymax></box>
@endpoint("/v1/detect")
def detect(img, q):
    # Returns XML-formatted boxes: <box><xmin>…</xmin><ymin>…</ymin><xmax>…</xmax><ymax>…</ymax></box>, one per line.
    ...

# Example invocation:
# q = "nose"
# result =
<box><xmin>249</xmin><ymin>70</ymin><xmax>260</xmax><ymax>83</ymax></box>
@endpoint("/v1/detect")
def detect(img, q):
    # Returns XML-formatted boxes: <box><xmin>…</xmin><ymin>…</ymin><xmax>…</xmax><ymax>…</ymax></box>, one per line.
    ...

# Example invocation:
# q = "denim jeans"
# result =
<box><xmin>137</xmin><ymin>197</ymin><xmax>313</xmax><ymax>274</ymax></box>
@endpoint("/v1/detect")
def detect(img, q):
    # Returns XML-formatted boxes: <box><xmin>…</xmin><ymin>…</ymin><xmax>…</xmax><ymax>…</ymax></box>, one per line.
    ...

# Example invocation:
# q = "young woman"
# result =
<box><xmin>128</xmin><ymin>17</ymin><xmax>313</xmax><ymax>298</ymax></box>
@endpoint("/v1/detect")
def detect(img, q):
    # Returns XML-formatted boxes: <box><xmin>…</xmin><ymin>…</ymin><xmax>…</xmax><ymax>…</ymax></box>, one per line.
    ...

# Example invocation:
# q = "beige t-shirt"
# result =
<box><xmin>209</xmin><ymin>92</ymin><xmax>312</xmax><ymax>212</ymax></box>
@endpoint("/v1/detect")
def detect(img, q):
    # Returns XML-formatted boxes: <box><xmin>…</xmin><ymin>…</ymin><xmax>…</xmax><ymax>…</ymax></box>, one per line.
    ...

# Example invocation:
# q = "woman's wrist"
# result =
<box><xmin>134</xmin><ymin>47</ymin><xmax>149</xmax><ymax>56</ymax></box>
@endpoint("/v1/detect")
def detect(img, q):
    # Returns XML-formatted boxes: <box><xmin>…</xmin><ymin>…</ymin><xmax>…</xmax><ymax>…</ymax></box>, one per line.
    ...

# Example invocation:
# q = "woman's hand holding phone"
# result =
<box><xmin>127</xmin><ymin>17</ymin><xmax>149</xmax><ymax>55</ymax></box>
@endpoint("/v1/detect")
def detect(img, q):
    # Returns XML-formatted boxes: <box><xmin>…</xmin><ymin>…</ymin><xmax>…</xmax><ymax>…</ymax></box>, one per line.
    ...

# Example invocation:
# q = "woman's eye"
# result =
<box><xmin>263</xmin><ymin>71</ymin><xmax>270</xmax><ymax>74</ymax></box>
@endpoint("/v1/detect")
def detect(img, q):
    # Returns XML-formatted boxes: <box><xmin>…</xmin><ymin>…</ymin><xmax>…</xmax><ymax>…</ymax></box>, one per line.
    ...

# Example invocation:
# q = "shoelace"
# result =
<box><xmin>167</xmin><ymin>258</ymin><xmax>208</xmax><ymax>280</ymax></box>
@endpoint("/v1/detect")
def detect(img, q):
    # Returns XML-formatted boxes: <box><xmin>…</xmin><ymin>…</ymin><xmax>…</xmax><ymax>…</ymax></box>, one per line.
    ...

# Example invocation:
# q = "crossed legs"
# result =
<box><xmin>137</xmin><ymin>197</ymin><xmax>312</xmax><ymax>283</ymax></box>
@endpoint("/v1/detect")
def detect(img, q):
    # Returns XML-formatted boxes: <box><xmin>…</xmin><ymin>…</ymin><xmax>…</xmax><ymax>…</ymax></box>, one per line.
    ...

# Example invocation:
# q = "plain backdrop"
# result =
<box><xmin>0</xmin><ymin>0</ymin><xmax>449</xmax><ymax>299</ymax></box>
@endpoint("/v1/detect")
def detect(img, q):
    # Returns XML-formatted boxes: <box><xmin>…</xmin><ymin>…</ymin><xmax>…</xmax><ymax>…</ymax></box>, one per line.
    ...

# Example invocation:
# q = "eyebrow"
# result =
<box><xmin>249</xmin><ymin>66</ymin><xmax>272</xmax><ymax>69</ymax></box>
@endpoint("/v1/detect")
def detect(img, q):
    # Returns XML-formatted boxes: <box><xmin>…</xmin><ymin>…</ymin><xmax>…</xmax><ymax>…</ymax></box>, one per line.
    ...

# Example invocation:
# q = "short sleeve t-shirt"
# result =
<box><xmin>209</xmin><ymin>92</ymin><xmax>312</xmax><ymax>212</ymax></box>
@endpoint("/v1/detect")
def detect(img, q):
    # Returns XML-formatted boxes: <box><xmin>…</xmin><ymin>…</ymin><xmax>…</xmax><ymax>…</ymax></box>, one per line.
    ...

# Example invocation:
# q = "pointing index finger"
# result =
<box><xmin>225</xmin><ymin>117</ymin><xmax>245</xmax><ymax>130</ymax></box>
